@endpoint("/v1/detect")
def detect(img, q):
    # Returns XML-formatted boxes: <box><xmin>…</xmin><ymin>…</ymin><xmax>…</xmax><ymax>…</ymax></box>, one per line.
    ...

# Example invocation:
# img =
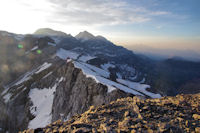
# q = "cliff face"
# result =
<box><xmin>22</xmin><ymin>93</ymin><xmax>200</xmax><ymax>133</ymax></box>
<box><xmin>51</xmin><ymin>62</ymin><xmax>133</xmax><ymax>122</ymax></box>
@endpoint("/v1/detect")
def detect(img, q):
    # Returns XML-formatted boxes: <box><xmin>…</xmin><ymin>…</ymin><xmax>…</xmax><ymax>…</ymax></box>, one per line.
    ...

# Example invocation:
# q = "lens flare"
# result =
<box><xmin>18</xmin><ymin>44</ymin><xmax>23</xmax><ymax>49</ymax></box>
<box><xmin>36</xmin><ymin>50</ymin><xmax>42</xmax><ymax>54</ymax></box>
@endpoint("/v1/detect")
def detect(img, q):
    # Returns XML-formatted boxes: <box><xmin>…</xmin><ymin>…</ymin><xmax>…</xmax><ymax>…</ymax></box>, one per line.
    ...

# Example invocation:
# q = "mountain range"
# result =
<box><xmin>129</xmin><ymin>44</ymin><xmax>200</xmax><ymax>62</ymax></box>
<box><xmin>0</xmin><ymin>28</ymin><xmax>200</xmax><ymax>132</ymax></box>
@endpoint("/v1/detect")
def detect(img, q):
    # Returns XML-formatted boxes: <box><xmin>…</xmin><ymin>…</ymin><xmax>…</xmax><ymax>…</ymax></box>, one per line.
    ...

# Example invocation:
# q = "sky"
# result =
<box><xmin>0</xmin><ymin>0</ymin><xmax>200</xmax><ymax>52</ymax></box>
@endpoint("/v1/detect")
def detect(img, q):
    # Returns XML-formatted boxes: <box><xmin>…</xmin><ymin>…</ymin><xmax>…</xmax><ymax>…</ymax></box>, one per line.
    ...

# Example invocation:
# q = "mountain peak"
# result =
<box><xmin>75</xmin><ymin>31</ymin><xmax>95</xmax><ymax>41</ymax></box>
<box><xmin>34</xmin><ymin>28</ymin><xmax>68</xmax><ymax>36</ymax></box>
<box><xmin>96</xmin><ymin>35</ymin><xmax>108</xmax><ymax>41</ymax></box>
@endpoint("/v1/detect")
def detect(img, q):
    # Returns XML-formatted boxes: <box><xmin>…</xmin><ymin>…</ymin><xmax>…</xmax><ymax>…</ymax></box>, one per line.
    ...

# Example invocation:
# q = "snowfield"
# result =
<box><xmin>28</xmin><ymin>86</ymin><xmax>56</xmax><ymax>129</ymax></box>
<box><xmin>56</xmin><ymin>48</ymin><xmax>79</xmax><ymax>60</ymax></box>
<box><xmin>56</xmin><ymin>48</ymin><xmax>95</xmax><ymax>62</ymax></box>
<box><xmin>78</xmin><ymin>55</ymin><xmax>96</xmax><ymax>62</ymax></box>
<box><xmin>117</xmin><ymin>79</ymin><xmax>161</xmax><ymax>98</ymax></box>
<box><xmin>28</xmin><ymin>77</ymin><xmax>64</xmax><ymax>129</ymax></box>
<box><xmin>56</xmin><ymin>48</ymin><xmax>161</xmax><ymax>98</ymax></box>
<box><xmin>74</xmin><ymin>61</ymin><xmax>144</xmax><ymax>96</ymax></box>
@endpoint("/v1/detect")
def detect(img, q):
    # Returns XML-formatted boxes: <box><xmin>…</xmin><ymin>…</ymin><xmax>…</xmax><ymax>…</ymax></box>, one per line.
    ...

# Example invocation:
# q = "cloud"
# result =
<box><xmin>46</xmin><ymin>0</ymin><xmax>169</xmax><ymax>26</ymax></box>
<box><xmin>0</xmin><ymin>0</ymin><xmax>171</xmax><ymax>34</ymax></box>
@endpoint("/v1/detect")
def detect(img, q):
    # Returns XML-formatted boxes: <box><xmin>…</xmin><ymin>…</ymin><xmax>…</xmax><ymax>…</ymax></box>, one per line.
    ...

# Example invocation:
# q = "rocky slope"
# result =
<box><xmin>21</xmin><ymin>93</ymin><xmax>200</xmax><ymax>133</ymax></box>
<box><xmin>0</xmin><ymin>59</ymin><xmax>135</xmax><ymax>133</ymax></box>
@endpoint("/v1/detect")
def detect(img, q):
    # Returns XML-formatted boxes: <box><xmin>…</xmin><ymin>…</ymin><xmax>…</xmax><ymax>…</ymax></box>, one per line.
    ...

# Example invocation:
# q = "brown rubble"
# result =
<box><xmin>21</xmin><ymin>93</ymin><xmax>200</xmax><ymax>133</ymax></box>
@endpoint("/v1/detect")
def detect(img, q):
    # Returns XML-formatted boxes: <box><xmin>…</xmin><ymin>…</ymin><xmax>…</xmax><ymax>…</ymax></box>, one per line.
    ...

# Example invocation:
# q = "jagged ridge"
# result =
<box><xmin>21</xmin><ymin>93</ymin><xmax>200</xmax><ymax>133</ymax></box>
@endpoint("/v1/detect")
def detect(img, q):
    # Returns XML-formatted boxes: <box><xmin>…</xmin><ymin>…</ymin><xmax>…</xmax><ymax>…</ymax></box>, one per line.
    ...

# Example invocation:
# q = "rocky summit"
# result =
<box><xmin>21</xmin><ymin>93</ymin><xmax>200</xmax><ymax>133</ymax></box>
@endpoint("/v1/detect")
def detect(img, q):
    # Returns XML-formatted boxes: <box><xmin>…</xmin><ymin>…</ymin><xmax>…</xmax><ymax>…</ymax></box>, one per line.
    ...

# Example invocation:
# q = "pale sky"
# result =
<box><xmin>0</xmin><ymin>0</ymin><xmax>199</xmax><ymax>52</ymax></box>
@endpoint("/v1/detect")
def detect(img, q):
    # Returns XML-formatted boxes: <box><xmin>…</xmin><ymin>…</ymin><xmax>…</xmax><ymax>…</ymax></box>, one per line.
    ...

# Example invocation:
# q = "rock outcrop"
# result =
<box><xmin>51</xmin><ymin>61</ymin><xmax>134</xmax><ymax>122</ymax></box>
<box><xmin>21</xmin><ymin>93</ymin><xmax>200</xmax><ymax>133</ymax></box>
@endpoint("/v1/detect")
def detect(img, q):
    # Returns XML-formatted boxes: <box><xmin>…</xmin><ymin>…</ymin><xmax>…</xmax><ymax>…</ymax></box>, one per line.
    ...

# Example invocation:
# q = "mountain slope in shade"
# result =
<box><xmin>21</xmin><ymin>93</ymin><xmax>200</xmax><ymax>133</ymax></box>
<box><xmin>0</xmin><ymin>31</ymin><xmax>57</xmax><ymax>86</ymax></box>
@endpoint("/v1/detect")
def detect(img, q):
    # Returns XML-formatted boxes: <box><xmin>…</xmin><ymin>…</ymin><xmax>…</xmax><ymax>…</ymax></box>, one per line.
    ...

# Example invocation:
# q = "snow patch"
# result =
<box><xmin>74</xmin><ymin>61</ymin><xmax>99</xmax><ymax>82</ymax></box>
<box><xmin>74</xmin><ymin>62</ymin><xmax>110</xmax><ymax>78</ymax></box>
<box><xmin>78</xmin><ymin>55</ymin><xmax>95</xmax><ymax>62</ymax></box>
<box><xmin>28</xmin><ymin>84</ymin><xmax>57</xmax><ymax>129</ymax></box>
<box><xmin>48</xmin><ymin>42</ymin><xmax>56</xmax><ymax>46</ymax></box>
<box><xmin>42</xmin><ymin>72</ymin><xmax>53</xmax><ymax>79</ymax></box>
<box><xmin>117</xmin><ymin>79</ymin><xmax>161</xmax><ymax>98</ymax></box>
<box><xmin>58</xmin><ymin>77</ymin><xmax>65</xmax><ymax>83</ymax></box>
<box><xmin>14</xmin><ymin>72</ymin><xmax>32</xmax><ymax>86</ymax></box>
<box><xmin>35</xmin><ymin>62</ymin><xmax>52</xmax><ymax>74</ymax></box>
<box><xmin>52</xmin><ymin>37</ymin><xmax>62</xmax><ymax>44</ymax></box>
<box><xmin>3</xmin><ymin>93</ymin><xmax>11</xmax><ymax>103</ymax></box>
<box><xmin>101</xmin><ymin>63</ymin><xmax>115</xmax><ymax>71</ymax></box>
<box><xmin>74</xmin><ymin>61</ymin><xmax>144</xmax><ymax>96</ymax></box>
<box><xmin>56</xmin><ymin>48</ymin><xmax>79</xmax><ymax>60</ymax></box>
<box><xmin>67</xmin><ymin>58</ymin><xmax>72</xmax><ymax>63</ymax></box>
<box><xmin>31</xmin><ymin>46</ymin><xmax>38</xmax><ymax>51</ymax></box>
<box><xmin>116</xmin><ymin>73</ymin><xmax>122</xmax><ymax>79</ymax></box>
<box><xmin>14</xmin><ymin>35</ymin><xmax>24</xmax><ymax>40</ymax></box>
<box><xmin>129</xmin><ymin>75</ymin><xmax>137</xmax><ymax>81</ymax></box>
<box><xmin>13</xmin><ymin>62</ymin><xmax>51</xmax><ymax>86</ymax></box>
<box><xmin>139</xmin><ymin>77</ymin><xmax>145</xmax><ymax>83</ymax></box>
<box><xmin>120</xmin><ymin>64</ymin><xmax>135</xmax><ymax>73</ymax></box>
<box><xmin>28</xmin><ymin>76</ymin><xmax>64</xmax><ymax>129</ymax></box>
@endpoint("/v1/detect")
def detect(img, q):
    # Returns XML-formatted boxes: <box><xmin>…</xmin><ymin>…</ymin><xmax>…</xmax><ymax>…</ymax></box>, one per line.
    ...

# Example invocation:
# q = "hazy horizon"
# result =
<box><xmin>0</xmin><ymin>0</ymin><xmax>199</xmax><ymax>53</ymax></box>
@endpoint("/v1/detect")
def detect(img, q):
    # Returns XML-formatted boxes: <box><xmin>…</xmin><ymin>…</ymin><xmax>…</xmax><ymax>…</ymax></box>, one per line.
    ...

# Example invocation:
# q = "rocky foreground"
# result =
<box><xmin>21</xmin><ymin>94</ymin><xmax>200</xmax><ymax>133</ymax></box>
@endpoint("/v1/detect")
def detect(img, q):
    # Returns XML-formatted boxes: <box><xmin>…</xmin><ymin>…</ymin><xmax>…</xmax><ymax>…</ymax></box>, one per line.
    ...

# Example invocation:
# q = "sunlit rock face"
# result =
<box><xmin>22</xmin><ymin>93</ymin><xmax>200</xmax><ymax>133</ymax></box>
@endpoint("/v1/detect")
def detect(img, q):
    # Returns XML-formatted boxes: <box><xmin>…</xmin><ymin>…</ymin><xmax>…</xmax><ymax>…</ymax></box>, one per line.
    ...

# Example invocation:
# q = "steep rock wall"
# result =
<box><xmin>52</xmin><ymin>62</ymin><xmax>133</xmax><ymax>121</ymax></box>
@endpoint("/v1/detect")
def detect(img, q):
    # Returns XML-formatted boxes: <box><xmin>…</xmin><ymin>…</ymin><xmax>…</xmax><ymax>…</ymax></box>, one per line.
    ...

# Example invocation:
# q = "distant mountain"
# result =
<box><xmin>129</xmin><ymin>44</ymin><xmax>200</xmax><ymax>62</ymax></box>
<box><xmin>75</xmin><ymin>31</ymin><xmax>109</xmax><ymax>43</ymax></box>
<box><xmin>75</xmin><ymin>31</ymin><xmax>96</xmax><ymax>42</ymax></box>
<box><xmin>147</xmin><ymin>58</ymin><xmax>200</xmax><ymax>95</ymax></box>
<box><xmin>34</xmin><ymin>28</ymin><xmax>68</xmax><ymax>36</ymax></box>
